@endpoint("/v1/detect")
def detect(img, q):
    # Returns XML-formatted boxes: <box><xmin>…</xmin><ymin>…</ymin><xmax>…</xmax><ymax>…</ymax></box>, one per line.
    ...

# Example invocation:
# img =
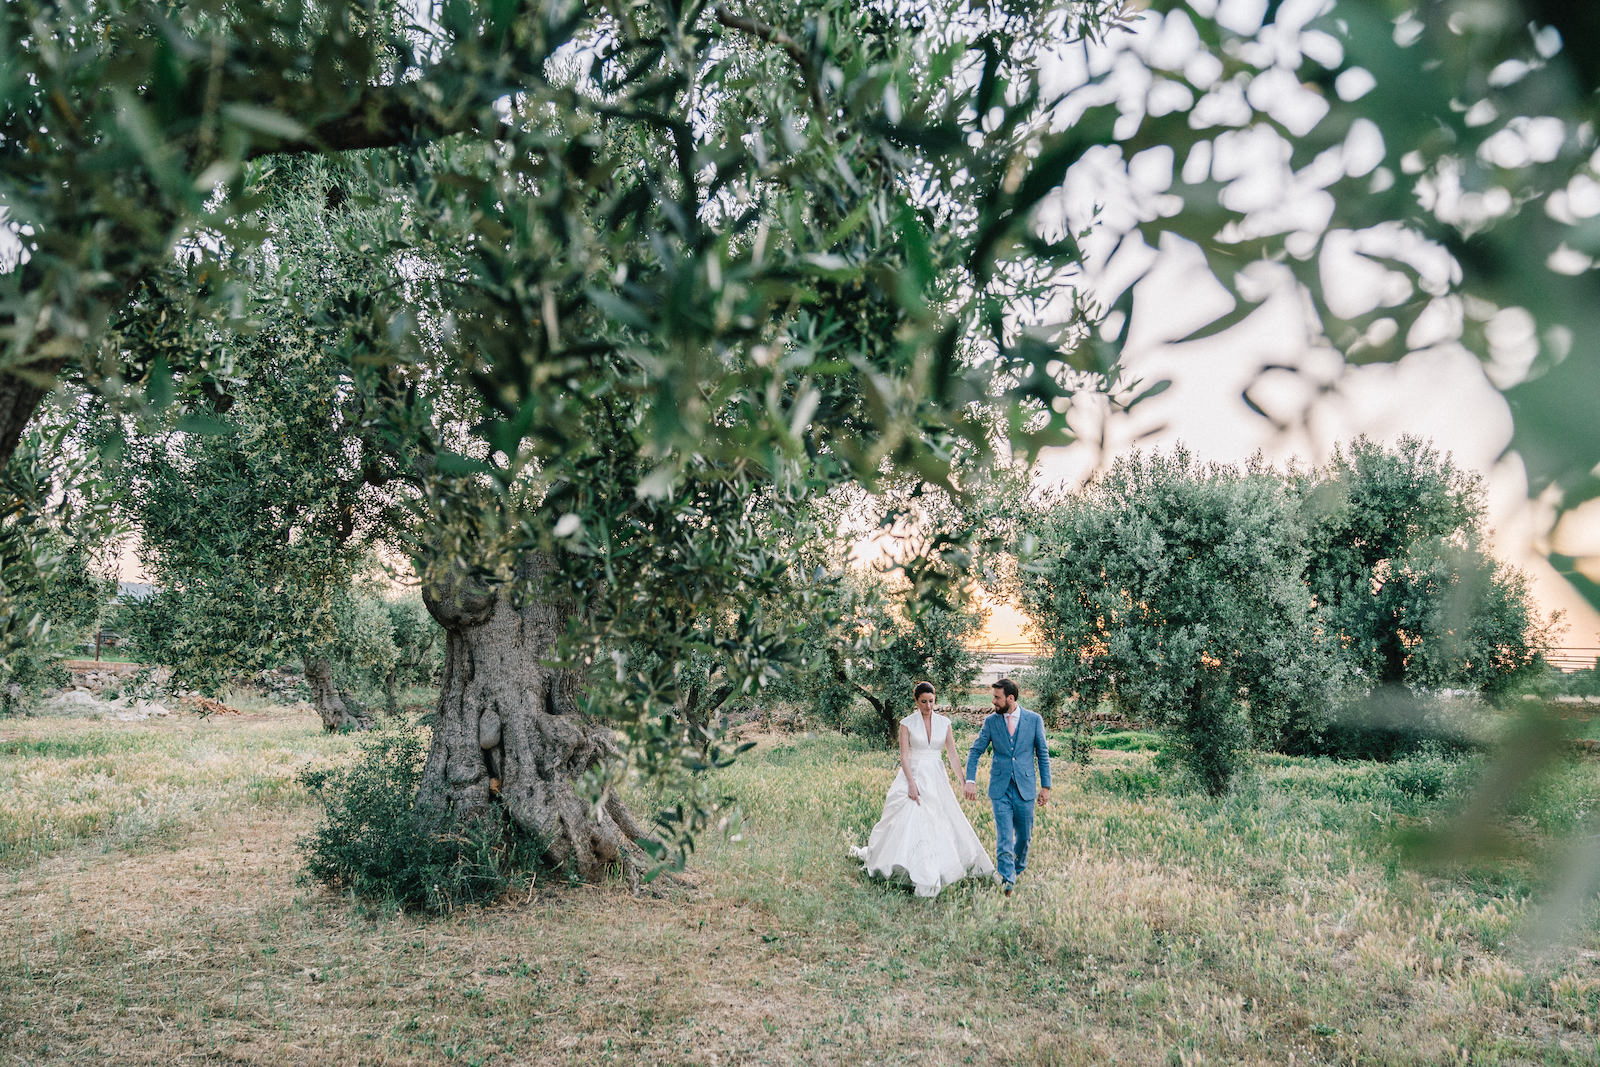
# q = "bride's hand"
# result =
<box><xmin>907</xmin><ymin>782</ymin><xmax>920</xmax><ymax>805</ymax></box>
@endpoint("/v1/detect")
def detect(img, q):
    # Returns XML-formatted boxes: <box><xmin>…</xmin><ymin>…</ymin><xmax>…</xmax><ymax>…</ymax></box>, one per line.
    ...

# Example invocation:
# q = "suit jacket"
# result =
<box><xmin>966</xmin><ymin>708</ymin><xmax>1052</xmax><ymax>802</ymax></box>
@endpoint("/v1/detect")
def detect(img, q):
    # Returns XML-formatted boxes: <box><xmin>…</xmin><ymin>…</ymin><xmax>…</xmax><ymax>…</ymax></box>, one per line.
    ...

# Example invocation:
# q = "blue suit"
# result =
<box><xmin>966</xmin><ymin>708</ymin><xmax>1052</xmax><ymax>886</ymax></box>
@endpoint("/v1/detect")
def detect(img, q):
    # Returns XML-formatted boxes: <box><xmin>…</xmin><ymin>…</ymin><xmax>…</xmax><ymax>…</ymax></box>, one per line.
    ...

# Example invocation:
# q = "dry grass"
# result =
<box><xmin>0</xmin><ymin>704</ymin><xmax>346</xmax><ymax>869</ymax></box>
<box><xmin>1</xmin><ymin>708</ymin><xmax>1598</xmax><ymax>1064</ymax></box>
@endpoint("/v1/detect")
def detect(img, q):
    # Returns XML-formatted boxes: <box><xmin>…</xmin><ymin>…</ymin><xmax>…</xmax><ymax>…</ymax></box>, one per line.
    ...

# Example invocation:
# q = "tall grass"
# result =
<box><xmin>0</xmin><ymin>708</ymin><xmax>1596</xmax><ymax>1064</ymax></box>
<box><xmin>0</xmin><ymin>706</ymin><xmax>346</xmax><ymax>867</ymax></box>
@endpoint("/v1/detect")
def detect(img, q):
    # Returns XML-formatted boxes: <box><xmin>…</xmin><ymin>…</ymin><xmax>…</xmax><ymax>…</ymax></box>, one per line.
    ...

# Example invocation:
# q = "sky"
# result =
<box><xmin>975</xmin><ymin>240</ymin><xmax>1600</xmax><ymax>653</ymax></box>
<box><xmin>971</xmin><ymin>0</ymin><xmax>1600</xmax><ymax>655</ymax></box>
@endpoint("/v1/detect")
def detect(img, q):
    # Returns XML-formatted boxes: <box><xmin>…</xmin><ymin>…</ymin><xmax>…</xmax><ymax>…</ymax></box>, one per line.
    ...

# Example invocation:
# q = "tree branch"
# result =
<box><xmin>703</xmin><ymin>681</ymin><xmax>736</xmax><ymax>716</ymax></box>
<box><xmin>245</xmin><ymin>86</ymin><xmax>512</xmax><ymax>160</ymax></box>
<box><xmin>712</xmin><ymin>6</ymin><xmax>809</xmax><ymax>70</ymax></box>
<box><xmin>711</xmin><ymin>5</ymin><xmax>823</xmax><ymax>112</ymax></box>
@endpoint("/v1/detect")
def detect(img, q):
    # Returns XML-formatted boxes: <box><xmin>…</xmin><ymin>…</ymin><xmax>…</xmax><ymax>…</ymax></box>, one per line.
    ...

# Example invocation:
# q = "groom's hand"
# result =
<box><xmin>962</xmin><ymin>782</ymin><xmax>976</xmax><ymax>802</ymax></box>
<box><xmin>1037</xmin><ymin>787</ymin><xmax>1050</xmax><ymax>807</ymax></box>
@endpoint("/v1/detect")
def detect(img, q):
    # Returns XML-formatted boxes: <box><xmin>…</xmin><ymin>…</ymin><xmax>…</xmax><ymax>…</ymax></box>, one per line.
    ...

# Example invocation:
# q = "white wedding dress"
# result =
<box><xmin>850</xmin><ymin>712</ymin><xmax>996</xmax><ymax>897</ymax></box>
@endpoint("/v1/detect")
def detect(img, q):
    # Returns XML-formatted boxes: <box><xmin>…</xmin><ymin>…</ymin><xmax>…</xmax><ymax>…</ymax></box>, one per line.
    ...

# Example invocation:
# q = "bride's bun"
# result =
<box><xmin>912</xmin><ymin>681</ymin><xmax>935</xmax><ymax>699</ymax></box>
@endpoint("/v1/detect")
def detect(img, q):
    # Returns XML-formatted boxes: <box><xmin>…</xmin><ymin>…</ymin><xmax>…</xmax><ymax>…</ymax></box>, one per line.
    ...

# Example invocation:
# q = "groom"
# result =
<box><xmin>964</xmin><ymin>677</ymin><xmax>1051</xmax><ymax>896</ymax></box>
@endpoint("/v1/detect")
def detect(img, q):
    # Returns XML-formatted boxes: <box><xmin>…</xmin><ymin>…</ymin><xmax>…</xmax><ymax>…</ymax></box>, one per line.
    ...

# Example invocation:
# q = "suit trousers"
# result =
<box><xmin>990</xmin><ymin>779</ymin><xmax>1034</xmax><ymax>885</ymax></box>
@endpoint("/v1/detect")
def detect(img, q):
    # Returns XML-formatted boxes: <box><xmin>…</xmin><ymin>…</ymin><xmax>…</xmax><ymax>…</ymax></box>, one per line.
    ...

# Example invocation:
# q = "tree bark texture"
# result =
<box><xmin>303</xmin><ymin>656</ymin><xmax>372</xmax><ymax>733</ymax></box>
<box><xmin>0</xmin><ymin>355</ymin><xmax>65</xmax><ymax>473</ymax></box>
<box><xmin>420</xmin><ymin>556</ymin><xmax>649</xmax><ymax>883</ymax></box>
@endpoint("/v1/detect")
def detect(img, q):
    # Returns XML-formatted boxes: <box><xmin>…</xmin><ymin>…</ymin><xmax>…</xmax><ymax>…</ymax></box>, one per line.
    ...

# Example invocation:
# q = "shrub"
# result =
<box><xmin>1082</xmin><ymin>764</ymin><xmax>1163</xmax><ymax>798</ymax></box>
<box><xmin>297</xmin><ymin>726</ymin><xmax>542</xmax><ymax>912</ymax></box>
<box><xmin>1386</xmin><ymin>746</ymin><xmax>1461</xmax><ymax>802</ymax></box>
<box><xmin>1276</xmin><ymin>688</ymin><xmax>1483</xmax><ymax>762</ymax></box>
<box><xmin>1082</xmin><ymin>730</ymin><xmax>1163</xmax><ymax>753</ymax></box>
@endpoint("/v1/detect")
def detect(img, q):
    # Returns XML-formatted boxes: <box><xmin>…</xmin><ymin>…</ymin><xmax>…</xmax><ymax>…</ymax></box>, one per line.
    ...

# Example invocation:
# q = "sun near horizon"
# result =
<box><xmin>974</xmin><ymin>588</ymin><xmax>1034</xmax><ymax>651</ymax></box>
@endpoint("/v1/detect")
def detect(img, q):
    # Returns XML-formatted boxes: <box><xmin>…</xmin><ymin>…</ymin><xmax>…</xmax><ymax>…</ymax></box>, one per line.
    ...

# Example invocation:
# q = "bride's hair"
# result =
<box><xmin>912</xmin><ymin>681</ymin><xmax>935</xmax><ymax>699</ymax></box>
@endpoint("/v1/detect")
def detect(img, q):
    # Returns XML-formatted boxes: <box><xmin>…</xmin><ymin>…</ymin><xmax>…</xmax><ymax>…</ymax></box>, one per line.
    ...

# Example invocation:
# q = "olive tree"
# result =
<box><xmin>776</xmin><ymin>567</ymin><xmax>986</xmax><ymax>744</ymax></box>
<box><xmin>98</xmin><ymin>156</ymin><xmax>403</xmax><ymax>731</ymax></box>
<box><xmin>332</xmin><ymin>1</ymin><xmax>1144</xmax><ymax>881</ymax></box>
<box><xmin>381</xmin><ymin>592</ymin><xmax>442</xmax><ymax>715</ymax></box>
<box><xmin>0</xmin><ymin>421</ymin><xmax>117</xmax><ymax>713</ymax></box>
<box><xmin>18</xmin><ymin>0</ymin><xmax>1127</xmax><ymax>882</ymax></box>
<box><xmin>1300</xmin><ymin>436</ymin><xmax>1553</xmax><ymax>699</ymax></box>
<box><xmin>1018</xmin><ymin>449</ymin><xmax>1339</xmax><ymax>793</ymax></box>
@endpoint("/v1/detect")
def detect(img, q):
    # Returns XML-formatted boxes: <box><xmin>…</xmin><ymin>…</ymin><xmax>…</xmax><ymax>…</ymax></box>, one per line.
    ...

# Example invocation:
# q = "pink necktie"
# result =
<box><xmin>1007</xmin><ymin>713</ymin><xmax>1017</xmax><ymax>737</ymax></box>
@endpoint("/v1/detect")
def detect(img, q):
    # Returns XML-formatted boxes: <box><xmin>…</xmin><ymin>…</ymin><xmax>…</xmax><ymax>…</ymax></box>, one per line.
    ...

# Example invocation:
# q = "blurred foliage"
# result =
<box><xmin>1104</xmin><ymin>1</ymin><xmax>1600</xmax><ymax>609</ymax></box>
<box><xmin>1517</xmin><ymin>662</ymin><xmax>1600</xmax><ymax>700</ymax></box>
<box><xmin>0</xmin><ymin>407</ymin><xmax>119</xmax><ymax>714</ymax></box>
<box><xmin>1084</xmin><ymin>0</ymin><xmax>1600</xmax><ymax>937</ymax></box>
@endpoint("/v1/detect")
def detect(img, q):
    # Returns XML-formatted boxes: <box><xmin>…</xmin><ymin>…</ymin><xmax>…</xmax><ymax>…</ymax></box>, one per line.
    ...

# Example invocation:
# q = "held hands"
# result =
<box><xmin>1038</xmin><ymin>787</ymin><xmax>1050</xmax><ymax>807</ymax></box>
<box><xmin>962</xmin><ymin>782</ymin><xmax>977</xmax><ymax>802</ymax></box>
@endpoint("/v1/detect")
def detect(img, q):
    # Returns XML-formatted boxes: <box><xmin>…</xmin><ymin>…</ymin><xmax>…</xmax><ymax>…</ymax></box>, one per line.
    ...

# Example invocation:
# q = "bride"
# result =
<box><xmin>850</xmin><ymin>681</ymin><xmax>996</xmax><ymax>897</ymax></box>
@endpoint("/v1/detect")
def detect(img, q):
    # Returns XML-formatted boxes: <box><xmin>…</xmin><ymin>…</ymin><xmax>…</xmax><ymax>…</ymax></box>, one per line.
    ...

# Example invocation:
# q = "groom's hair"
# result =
<box><xmin>912</xmin><ymin>681</ymin><xmax>935</xmax><ymax>699</ymax></box>
<box><xmin>993</xmin><ymin>677</ymin><xmax>1019</xmax><ymax>701</ymax></box>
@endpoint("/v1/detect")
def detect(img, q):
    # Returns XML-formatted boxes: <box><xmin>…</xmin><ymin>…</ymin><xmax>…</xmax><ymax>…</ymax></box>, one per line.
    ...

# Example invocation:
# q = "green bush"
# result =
<box><xmin>297</xmin><ymin>726</ymin><xmax>542</xmax><ymax>912</ymax></box>
<box><xmin>1080</xmin><ymin>730</ymin><xmax>1163</xmax><ymax>753</ymax></box>
<box><xmin>1385</xmin><ymin>747</ymin><xmax>1462</xmax><ymax>802</ymax></box>
<box><xmin>1276</xmin><ymin>689</ymin><xmax>1483</xmax><ymax>762</ymax></box>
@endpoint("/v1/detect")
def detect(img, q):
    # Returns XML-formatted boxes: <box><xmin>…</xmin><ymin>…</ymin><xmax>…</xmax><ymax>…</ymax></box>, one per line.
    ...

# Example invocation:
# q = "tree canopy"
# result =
<box><xmin>1301</xmin><ymin>436</ymin><xmax>1551</xmax><ymax>698</ymax></box>
<box><xmin>1019</xmin><ymin>447</ymin><xmax>1339</xmax><ymax>791</ymax></box>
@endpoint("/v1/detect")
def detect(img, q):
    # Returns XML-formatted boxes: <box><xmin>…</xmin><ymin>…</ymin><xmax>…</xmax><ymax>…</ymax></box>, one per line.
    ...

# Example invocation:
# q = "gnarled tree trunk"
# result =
<box><xmin>303</xmin><ymin>656</ymin><xmax>372</xmax><ymax>732</ymax></box>
<box><xmin>419</xmin><ymin>555</ymin><xmax>650</xmax><ymax>883</ymax></box>
<box><xmin>0</xmin><ymin>358</ymin><xmax>63</xmax><ymax>472</ymax></box>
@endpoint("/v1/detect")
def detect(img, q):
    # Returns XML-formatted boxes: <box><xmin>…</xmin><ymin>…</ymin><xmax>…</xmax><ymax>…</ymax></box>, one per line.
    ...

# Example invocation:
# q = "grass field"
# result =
<box><xmin>1</xmin><ymin>701</ymin><xmax>1597</xmax><ymax>1065</ymax></box>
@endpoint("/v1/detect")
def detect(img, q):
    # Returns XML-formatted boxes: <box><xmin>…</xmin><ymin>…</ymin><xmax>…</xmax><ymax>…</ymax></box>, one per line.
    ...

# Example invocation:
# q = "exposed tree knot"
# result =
<box><xmin>423</xmin><ymin>570</ymin><xmax>498</xmax><ymax>630</ymax></box>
